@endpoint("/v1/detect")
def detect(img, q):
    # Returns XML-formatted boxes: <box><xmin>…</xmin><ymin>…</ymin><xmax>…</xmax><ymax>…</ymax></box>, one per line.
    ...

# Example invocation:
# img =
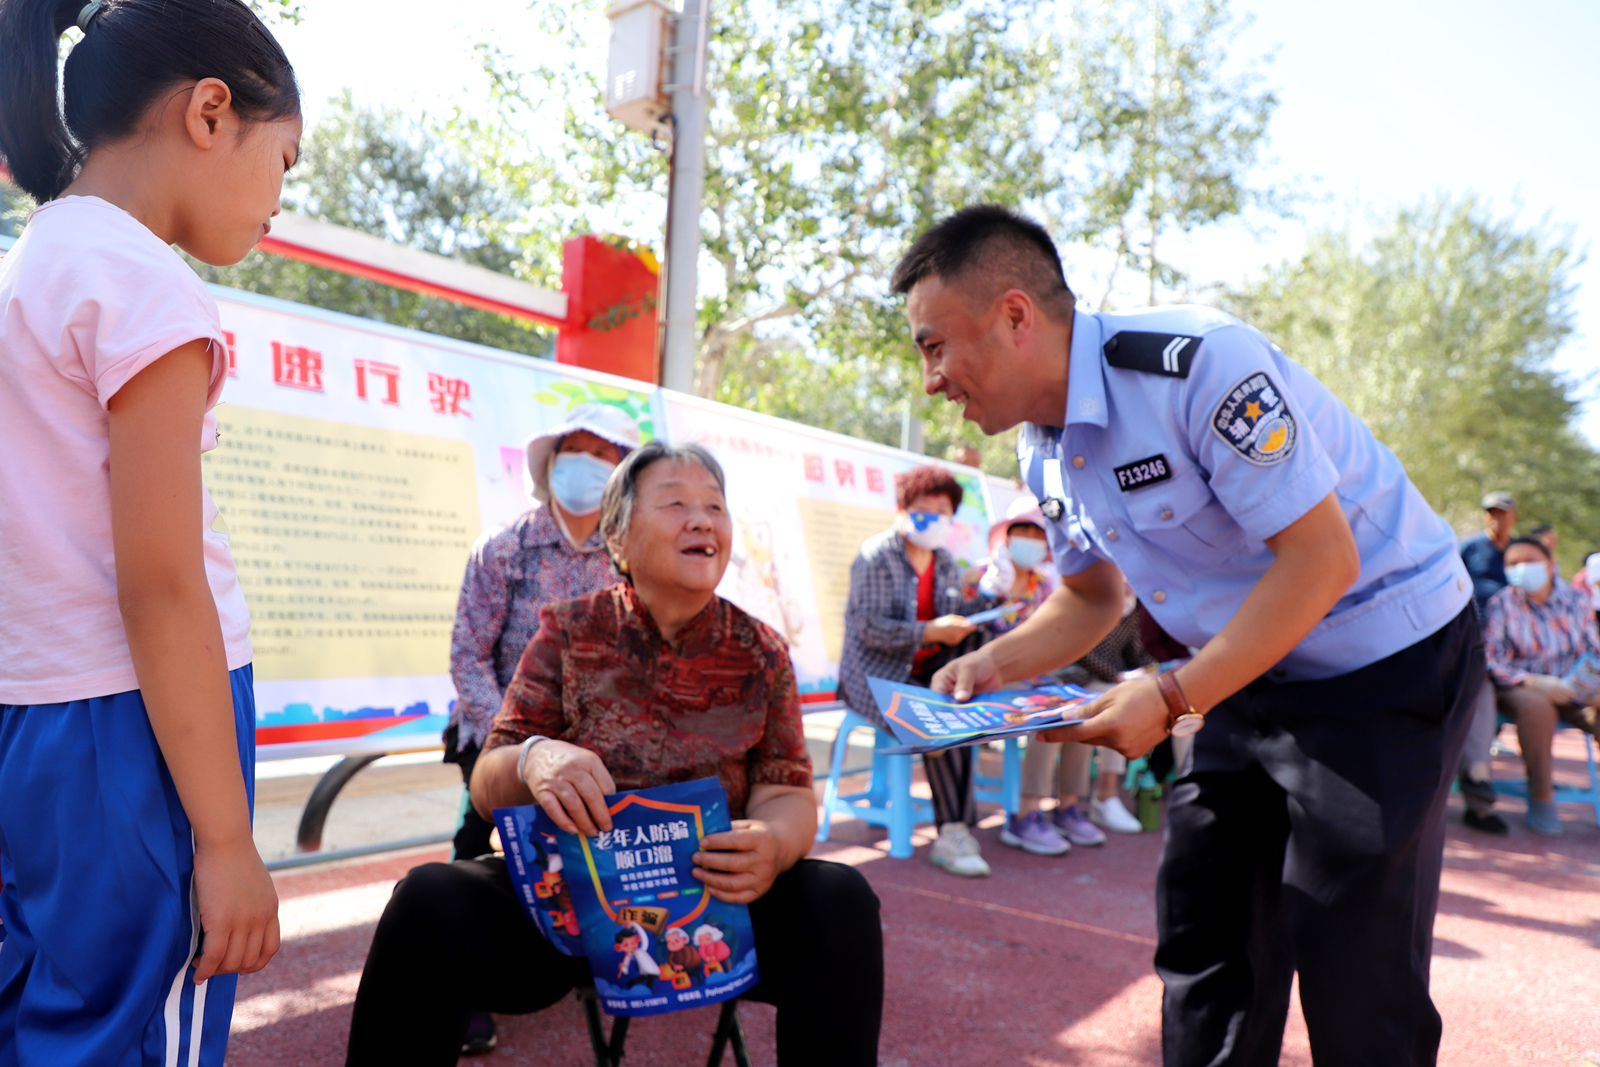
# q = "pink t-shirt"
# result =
<box><xmin>0</xmin><ymin>196</ymin><xmax>252</xmax><ymax>704</ymax></box>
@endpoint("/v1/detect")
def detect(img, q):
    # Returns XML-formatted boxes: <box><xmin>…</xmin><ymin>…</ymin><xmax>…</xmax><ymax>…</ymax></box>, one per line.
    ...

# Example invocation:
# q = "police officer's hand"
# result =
<box><xmin>1041</xmin><ymin>678</ymin><xmax>1169</xmax><ymax>759</ymax></box>
<box><xmin>924</xmin><ymin>614</ymin><xmax>977</xmax><ymax>646</ymax></box>
<box><xmin>931</xmin><ymin>647</ymin><xmax>1003</xmax><ymax>701</ymax></box>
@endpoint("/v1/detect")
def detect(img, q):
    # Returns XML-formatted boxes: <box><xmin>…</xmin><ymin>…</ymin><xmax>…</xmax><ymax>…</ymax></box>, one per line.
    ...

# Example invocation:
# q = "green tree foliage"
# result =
<box><xmin>474</xmin><ymin>0</ymin><xmax>1057</xmax><ymax>410</ymax></box>
<box><xmin>1228</xmin><ymin>199</ymin><xmax>1597</xmax><ymax>570</ymax></box>
<box><xmin>1058</xmin><ymin>0</ymin><xmax>1278</xmax><ymax>307</ymax></box>
<box><xmin>0</xmin><ymin>183</ymin><xmax>28</xmax><ymax>238</ymax></box>
<box><xmin>462</xmin><ymin>0</ymin><xmax>1279</xmax><ymax>472</ymax></box>
<box><xmin>248</xmin><ymin>0</ymin><xmax>304</xmax><ymax>24</ymax></box>
<box><xmin>190</xmin><ymin>95</ymin><xmax>554</xmax><ymax>358</ymax></box>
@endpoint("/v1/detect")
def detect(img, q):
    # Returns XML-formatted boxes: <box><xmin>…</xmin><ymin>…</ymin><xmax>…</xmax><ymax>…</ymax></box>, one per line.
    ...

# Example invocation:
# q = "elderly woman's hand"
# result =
<box><xmin>1526</xmin><ymin>674</ymin><xmax>1579</xmax><ymax>705</ymax></box>
<box><xmin>692</xmin><ymin>819</ymin><xmax>783</xmax><ymax>904</ymax></box>
<box><xmin>520</xmin><ymin>740</ymin><xmax>617</xmax><ymax>837</ymax></box>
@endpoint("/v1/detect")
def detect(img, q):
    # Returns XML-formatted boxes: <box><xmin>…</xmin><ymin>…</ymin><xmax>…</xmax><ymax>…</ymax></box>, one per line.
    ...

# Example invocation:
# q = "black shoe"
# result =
<box><xmin>462</xmin><ymin>1011</ymin><xmax>498</xmax><ymax>1055</ymax></box>
<box><xmin>1463</xmin><ymin>809</ymin><xmax>1509</xmax><ymax>835</ymax></box>
<box><xmin>1457</xmin><ymin>771</ymin><xmax>1497</xmax><ymax>809</ymax></box>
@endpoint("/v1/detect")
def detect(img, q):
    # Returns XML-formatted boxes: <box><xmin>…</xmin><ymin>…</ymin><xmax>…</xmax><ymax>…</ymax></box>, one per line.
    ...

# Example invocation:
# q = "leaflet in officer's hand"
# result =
<box><xmin>867</xmin><ymin>677</ymin><xmax>1097</xmax><ymax>754</ymax></box>
<box><xmin>494</xmin><ymin>777</ymin><xmax>759</xmax><ymax>1018</ymax></box>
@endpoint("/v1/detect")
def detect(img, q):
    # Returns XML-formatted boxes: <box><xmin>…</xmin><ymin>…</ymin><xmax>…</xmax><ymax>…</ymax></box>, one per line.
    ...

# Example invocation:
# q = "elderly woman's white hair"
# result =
<box><xmin>691</xmin><ymin>923</ymin><xmax>725</xmax><ymax>943</ymax></box>
<box><xmin>598</xmin><ymin>440</ymin><xmax>727</xmax><ymax>567</ymax></box>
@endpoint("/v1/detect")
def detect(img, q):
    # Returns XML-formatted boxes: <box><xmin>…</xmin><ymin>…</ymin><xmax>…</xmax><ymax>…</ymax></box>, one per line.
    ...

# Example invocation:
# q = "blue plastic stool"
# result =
<box><xmin>972</xmin><ymin>736</ymin><xmax>1024</xmax><ymax>818</ymax></box>
<box><xmin>1492</xmin><ymin>714</ymin><xmax>1600</xmax><ymax>827</ymax></box>
<box><xmin>817</xmin><ymin>711</ymin><xmax>932</xmax><ymax>859</ymax></box>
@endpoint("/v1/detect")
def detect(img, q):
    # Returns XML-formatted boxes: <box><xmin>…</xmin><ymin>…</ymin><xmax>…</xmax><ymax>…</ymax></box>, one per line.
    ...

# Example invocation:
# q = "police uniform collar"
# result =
<box><xmin>1064</xmin><ymin>309</ymin><xmax>1108</xmax><ymax>429</ymax></box>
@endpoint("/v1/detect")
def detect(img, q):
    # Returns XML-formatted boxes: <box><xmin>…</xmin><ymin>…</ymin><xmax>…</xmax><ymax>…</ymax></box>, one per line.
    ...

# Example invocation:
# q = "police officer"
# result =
<box><xmin>891</xmin><ymin>205</ymin><xmax>1480</xmax><ymax>1067</ymax></box>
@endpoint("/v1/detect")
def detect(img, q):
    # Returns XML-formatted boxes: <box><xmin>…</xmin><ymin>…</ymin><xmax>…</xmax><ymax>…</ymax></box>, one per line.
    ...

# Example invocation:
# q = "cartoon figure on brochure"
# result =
<box><xmin>614</xmin><ymin>922</ymin><xmax>661</xmax><ymax>989</ymax></box>
<box><xmin>1001</xmin><ymin>691</ymin><xmax>1082</xmax><ymax>724</ymax></box>
<box><xmin>531</xmin><ymin>832</ymin><xmax>580</xmax><ymax>938</ymax></box>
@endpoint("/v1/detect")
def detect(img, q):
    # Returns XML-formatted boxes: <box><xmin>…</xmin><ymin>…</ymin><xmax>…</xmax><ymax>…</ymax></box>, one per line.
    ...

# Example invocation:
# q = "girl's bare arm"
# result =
<box><xmin>108</xmin><ymin>340</ymin><xmax>279</xmax><ymax>982</ymax></box>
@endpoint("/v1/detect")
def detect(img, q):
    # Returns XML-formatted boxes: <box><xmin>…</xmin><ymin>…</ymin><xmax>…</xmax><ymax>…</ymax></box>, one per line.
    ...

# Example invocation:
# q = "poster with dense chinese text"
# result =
<box><xmin>205</xmin><ymin>287</ymin><xmax>658</xmax><ymax>759</ymax></box>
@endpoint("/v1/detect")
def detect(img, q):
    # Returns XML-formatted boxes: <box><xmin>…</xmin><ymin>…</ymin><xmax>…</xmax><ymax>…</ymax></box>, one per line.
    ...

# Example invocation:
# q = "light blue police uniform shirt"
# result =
<box><xmin>1018</xmin><ymin>305</ymin><xmax>1471</xmax><ymax>682</ymax></box>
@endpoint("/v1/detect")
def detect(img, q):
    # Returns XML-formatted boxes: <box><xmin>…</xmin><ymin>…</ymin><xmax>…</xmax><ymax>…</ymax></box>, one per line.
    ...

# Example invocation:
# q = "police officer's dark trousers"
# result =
<box><xmin>1155</xmin><ymin>605</ymin><xmax>1481</xmax><ymax>1067</ymax></box>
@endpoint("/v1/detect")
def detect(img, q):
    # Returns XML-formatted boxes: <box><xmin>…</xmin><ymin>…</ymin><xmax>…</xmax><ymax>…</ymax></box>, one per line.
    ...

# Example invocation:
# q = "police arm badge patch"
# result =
<box><xmin>1212</xmin><ymin>372</ymin><xmax>1296</xmax><ymax>465</ymax></box>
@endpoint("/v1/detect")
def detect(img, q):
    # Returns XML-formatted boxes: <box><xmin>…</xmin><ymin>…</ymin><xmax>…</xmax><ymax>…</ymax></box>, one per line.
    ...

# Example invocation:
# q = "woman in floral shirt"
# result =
<box><xmin>349</xmin><ymin>442</ymin><xmax>883</xmax><ymax>1066</ymax></box>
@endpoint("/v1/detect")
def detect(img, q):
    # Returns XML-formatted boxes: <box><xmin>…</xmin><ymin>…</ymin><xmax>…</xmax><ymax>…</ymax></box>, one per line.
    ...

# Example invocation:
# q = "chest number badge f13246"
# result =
<box><xmin>1113</xmin><ymin>454</ymin><xmax>1172</xmax><ymax>492</ymax></box>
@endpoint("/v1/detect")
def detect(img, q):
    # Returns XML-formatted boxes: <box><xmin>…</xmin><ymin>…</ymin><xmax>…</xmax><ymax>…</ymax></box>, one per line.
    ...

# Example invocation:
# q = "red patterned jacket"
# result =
<box><xmin>486</xmin><ymin>584</ymin><xmax>812</xmax><ymax>818</ymax></box>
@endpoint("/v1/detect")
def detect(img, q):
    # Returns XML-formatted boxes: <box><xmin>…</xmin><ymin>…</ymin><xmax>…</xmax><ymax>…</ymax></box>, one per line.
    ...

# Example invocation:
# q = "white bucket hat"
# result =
<box><xmin>523</xmin><ymin>402</ymin><xmax>643</xmax><ymax>503</ymax></box>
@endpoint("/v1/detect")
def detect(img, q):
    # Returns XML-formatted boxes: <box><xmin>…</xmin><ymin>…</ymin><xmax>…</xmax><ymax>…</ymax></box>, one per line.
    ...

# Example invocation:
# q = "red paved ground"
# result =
<box><xmin>226</xmin><ymin>732</ymin><xmax>1600</xmax><ymax>1066</ymax></box>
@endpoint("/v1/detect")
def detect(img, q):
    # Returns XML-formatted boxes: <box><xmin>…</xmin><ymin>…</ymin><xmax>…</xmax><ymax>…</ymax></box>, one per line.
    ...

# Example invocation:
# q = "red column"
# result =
<box><xmin>555</xmin><ymin>235</ymin><xmax>661</xmax><ymax>384</ymax></box>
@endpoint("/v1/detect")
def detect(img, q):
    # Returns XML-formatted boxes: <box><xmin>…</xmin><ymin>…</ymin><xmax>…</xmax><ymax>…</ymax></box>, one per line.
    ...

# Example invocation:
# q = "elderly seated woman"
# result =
<box><xmin>345</xmin><ymin>442</ymin><xmax>883</xmax><ymax>1066</ymax></box>
<box><xmin>1485</xmin><ymin>535</ymin><xmax>1600</xmax><ymax>836</ymax></box>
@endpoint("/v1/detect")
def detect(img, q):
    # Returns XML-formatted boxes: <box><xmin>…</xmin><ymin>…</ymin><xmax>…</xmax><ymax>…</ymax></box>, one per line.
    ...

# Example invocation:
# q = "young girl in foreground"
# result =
<box><xmin>0</xmin><ymin>0</ymin><xmax>301</xmax><ymax>1062</ymax></box>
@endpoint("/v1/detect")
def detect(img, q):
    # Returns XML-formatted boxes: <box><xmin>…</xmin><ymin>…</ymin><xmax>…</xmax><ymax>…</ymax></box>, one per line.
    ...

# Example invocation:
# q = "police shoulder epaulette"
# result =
<box><xmin>1103</xmin><ymin>331</ymin><xmax>1201</xmax><ymax>378</ymax></box>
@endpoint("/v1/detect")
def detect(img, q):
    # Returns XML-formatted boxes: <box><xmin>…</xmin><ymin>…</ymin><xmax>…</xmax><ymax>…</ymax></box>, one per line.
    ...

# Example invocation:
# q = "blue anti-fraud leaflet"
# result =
<box><xmin>867</xmin><ymin>677</ymin><xmax>1096</xmax><ymax>754</ymax></box>
<box><xmin>496</xmin><ymin>777</ymin><xmax>759</xmax><ymax>1018</ymax></box>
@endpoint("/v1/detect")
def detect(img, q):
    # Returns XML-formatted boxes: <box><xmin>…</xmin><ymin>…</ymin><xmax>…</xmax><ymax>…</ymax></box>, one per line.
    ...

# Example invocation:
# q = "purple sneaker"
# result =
<box><xmin>999</xmin><ymin>811</ymin><xmax>1071</xmax><ymax>856</ymax></box>
<box><xmin>1052</xmin><ymin>804</ymin><xmax>1106</xmax><ymax>847</ymax></box>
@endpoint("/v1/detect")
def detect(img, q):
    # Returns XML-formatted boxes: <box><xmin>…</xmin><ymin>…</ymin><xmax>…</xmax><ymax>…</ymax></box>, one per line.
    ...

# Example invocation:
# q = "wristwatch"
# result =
<box><xmin>1156</xmin><ymin>671</ymin><xmax>1206</xmax><ymax>737</ymax></box>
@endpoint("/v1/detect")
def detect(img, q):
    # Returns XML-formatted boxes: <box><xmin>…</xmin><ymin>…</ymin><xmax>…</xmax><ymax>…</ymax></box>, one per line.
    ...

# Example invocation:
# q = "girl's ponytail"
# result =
<box><xmin>0</xmin><ymin>0</ymin><xmax>299</xmax><ymax>203</ymax></box>
<box><xmin>0</xmin><ymin>0</ymin><xmax>83</xmax><ymax>202</ymax></box>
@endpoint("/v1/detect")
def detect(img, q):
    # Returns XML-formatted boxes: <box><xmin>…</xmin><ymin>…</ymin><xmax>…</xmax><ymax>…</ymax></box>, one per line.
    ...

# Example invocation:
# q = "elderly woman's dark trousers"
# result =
<box><xmin>1155</xmin><ymin>606</ymin><xmax>1481</xmax><ymax>1067</ymax></box>
<box><xmin>344</xmin><ymin>856</ymin><xmax>883</xmax><ymax>1066</ymax></box>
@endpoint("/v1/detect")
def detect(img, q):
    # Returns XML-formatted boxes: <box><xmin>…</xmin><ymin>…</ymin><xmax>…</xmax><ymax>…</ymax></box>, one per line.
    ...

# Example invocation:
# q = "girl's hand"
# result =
<box><xmin>192</xmin><ymin>836</ymin><xmax>280</xmax><ymax>983</ymax></box>
<box><xmin>693</xmin><ymin>820</ymin><xmax>781</xmax><ymax>904</ymax></box>
<box><xmin>520</xmin><ymin>740</ymin><xmax>616</xmax><ymax>837</ymax></box>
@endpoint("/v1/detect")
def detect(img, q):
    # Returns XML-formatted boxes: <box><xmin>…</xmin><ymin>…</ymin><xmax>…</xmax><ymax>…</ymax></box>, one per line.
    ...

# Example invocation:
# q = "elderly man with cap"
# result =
<box><xmin>894</xmin><ymin>205</ymin><xmax>1481</xmax><ymax>1067</ymax></box>
<box><xmin>443</xmin><ymin>402</ymin><xmax>639</xmax><ymax>1054</ymax></box>
<box><xmin>1455</xmin><ymin>490</ymin><xmax>1519</xmax><ymax>834</ymax></box>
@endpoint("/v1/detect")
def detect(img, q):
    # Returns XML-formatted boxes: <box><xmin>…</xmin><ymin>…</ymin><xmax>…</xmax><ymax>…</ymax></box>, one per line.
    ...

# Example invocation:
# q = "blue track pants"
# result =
<box><xmin>0</xmin><ymin>665</ymin><xmax>255</xmax><ymax>1067</ymax></box>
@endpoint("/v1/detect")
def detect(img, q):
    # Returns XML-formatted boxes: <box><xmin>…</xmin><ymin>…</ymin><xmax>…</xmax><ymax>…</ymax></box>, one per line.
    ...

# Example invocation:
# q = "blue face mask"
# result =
<box><xmin>904</xmin><ymin>511</ymin><xmax>953</xmax><ymax>550</ymax></box>
<box><xmin>1506</xmin><ymin>561</ymin><xmax>1550</xmax><ymax>593</ymax></box>
<box><xmin>1007</xmin><ymin>537</ymin><xmax>1048</xmax><ymax>571</ymax></box>
<box><xmin>549</xmin><ymin>452</ymin><xmax>616</xmax><ymax>515</ymax></box>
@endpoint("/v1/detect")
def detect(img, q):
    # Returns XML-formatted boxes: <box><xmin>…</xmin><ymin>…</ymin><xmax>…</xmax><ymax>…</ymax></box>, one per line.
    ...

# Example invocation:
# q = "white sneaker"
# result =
<box><xmin>1089</xmin><ymin>795</ymin><xmax>1143</xmax><ymax>834</ymax></box>
<box><xmin>930</xmin><ymin>822</ymin><xmax>992</xmax><ymax>877</ymax></box>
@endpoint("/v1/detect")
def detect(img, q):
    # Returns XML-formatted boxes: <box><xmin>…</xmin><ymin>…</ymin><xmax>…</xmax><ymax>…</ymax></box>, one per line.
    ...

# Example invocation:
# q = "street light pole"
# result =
<box><xmin>658</xmin><ymin>0</ymin><xmax>709</xmax><ymax>393</ymax></box>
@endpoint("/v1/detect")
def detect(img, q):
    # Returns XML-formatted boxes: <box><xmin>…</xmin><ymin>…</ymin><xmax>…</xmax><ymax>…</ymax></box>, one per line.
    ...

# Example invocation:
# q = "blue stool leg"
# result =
<box><xmin>1002</xmin><ymin>738</ymin><xmax>1022</xmax><ymax>817</ymax></box>
<box><xmin>866</xmin><ymin>749</ymin><xmax>891</xmax><ymax>808</ymax></box>
<box><xmin>818</xmin><ymin>715</ymin><xmax>857</xmax><ymax>843</ymax></box>
<box><xmin>886</xmin><ymin>753</ymin><xmax>914</xmax><ymax>859</ymax></box>
<box><xmin>1586</xmin><ymin>733</ymin><xmax>1600</xmax><ymax>828</ymax></box>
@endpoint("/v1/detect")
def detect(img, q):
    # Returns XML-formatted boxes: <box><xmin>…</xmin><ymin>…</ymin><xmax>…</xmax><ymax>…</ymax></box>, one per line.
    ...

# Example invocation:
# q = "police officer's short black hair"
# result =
<box><xmin>891</xmin><ymin>205</ymin><xmax>1076</xmax><ymax>322</ymax></box>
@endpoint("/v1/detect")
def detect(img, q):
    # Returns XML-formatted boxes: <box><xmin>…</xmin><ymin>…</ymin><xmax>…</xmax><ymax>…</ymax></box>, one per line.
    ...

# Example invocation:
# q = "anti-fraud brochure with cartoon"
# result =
<box><xmin>867</xmin><ymin>677</ymin><xmax>1097</xmax><ymax>754</ymax></box>
<box><xmin>495</xmin><ymin>777</ymin><xmax>759</xmax><ymax>1018</ymax></box>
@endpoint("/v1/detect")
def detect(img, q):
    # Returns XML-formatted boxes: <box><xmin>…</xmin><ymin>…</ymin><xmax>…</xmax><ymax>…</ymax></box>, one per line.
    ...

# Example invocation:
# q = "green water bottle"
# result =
<box><xmin>1135</xmin><ymin>769</ymin><xmax>1162</xmax><ymax>832</ymax></box>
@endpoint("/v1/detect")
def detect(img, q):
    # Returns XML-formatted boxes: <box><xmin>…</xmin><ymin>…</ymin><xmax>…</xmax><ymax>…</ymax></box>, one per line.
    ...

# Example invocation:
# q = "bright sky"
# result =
<box><xmin>272</xmin><ymin>0</ymin><xmax>1600</xmax><ymax>439</ymax></box>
